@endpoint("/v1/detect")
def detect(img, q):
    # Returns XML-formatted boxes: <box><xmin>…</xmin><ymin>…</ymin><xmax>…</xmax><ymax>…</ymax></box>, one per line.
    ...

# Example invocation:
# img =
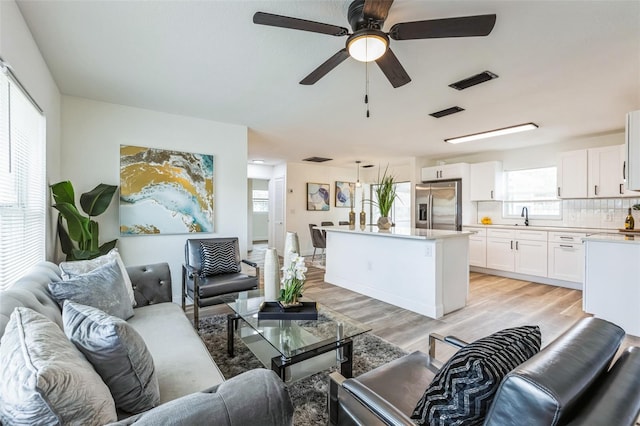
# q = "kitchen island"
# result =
<box><xmin>319</xmin><ymin>226</ymin><xmax>471</xmax><ymax>319</ymax></box>
<box><xmin>583</xmin><ymin>233</ymin><xmax>640</xmax><ymax>336</ymax></box>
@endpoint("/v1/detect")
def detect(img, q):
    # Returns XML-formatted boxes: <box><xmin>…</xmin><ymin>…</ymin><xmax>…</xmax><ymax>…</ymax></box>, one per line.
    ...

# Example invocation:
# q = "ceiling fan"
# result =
<box><xmin>253</xmin><ymin>0</ymin><xmax>496</xmax><ymax>88</ymax></box>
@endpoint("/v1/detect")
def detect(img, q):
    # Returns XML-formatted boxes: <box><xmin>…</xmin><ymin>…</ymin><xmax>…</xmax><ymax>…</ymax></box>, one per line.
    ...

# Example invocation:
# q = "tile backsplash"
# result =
<box><xmin>476</xmin><ymin>198</ymin><xmax>640</xmax><ymax>229</ymax></box>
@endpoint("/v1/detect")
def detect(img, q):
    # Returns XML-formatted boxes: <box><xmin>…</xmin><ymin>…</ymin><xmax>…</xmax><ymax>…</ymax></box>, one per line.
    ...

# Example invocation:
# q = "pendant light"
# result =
<box><xmin>355</xmin><ymin>160</ymin><xmax>362</xmax><ymax>187</ymax></box>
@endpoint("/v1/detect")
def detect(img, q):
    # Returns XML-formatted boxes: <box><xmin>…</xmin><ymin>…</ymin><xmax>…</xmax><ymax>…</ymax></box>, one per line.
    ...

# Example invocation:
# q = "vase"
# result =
<box><xmin>263</xmin><ymin>248</ymin><xmax>280</xmax><ymax>301</ymax></box>
<box><xmin>349</xmin><ymin>209</ymin><xmax>356</xmax><ymax>227</ymax></box>
<box><xmin>283</xmin><ymin>231</ymin><xmax>300</xmax><ymax>270</ymax></box>
<box><xmin>377</xmin><ymin>216</ymin><xmax>392</xmax><ymax>230</ymax></box>
<box><xmin>359</xmin><ymin>210</ymin><xmax>366</xmax><ymax>227</ymax></box>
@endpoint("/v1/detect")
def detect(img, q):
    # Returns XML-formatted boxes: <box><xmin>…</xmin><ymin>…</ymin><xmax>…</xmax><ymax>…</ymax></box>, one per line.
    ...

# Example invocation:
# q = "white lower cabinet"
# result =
<box><xmin>485</xmin><ymin>229</ymin><xmax>548</xmax><ymax>276</ymax></box>
<box><xmin>463</xmin><ymin>226</ymin><xmax>487</xmax><ymax>267</ymax></box>
<box><xmin>547</xmin><ymin>232</ymin><xmax>586</xmax><ymax>283</ymax></box>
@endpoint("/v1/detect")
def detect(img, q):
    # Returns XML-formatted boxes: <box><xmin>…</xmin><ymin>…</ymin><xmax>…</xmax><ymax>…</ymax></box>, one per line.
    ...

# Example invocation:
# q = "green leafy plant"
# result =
<box><xmin>372</xmin><ymin>165</ymin><xmax>398</xmax><ymax>217</ymax></box>
<box><xmin>50</xmin><ymin>181</ymin><xmax>118</xmax><ymax>261</ymax></box>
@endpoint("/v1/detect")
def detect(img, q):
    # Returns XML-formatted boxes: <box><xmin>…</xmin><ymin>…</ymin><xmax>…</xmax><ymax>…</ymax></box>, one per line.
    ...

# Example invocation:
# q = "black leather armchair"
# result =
<box><xmin>329</xmin><ymin>317</ymin><xmax>640</xmax><ymax>426</ymax></box>
<box><xmin>181</xmin><ymin>237</ymin><xmax>258</xmax><ymax>328</ymax></box>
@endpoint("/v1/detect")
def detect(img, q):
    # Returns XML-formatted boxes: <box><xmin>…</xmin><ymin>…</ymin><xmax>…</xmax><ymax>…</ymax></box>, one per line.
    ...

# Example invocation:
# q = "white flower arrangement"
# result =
<box><xmin>280</xmin><ymin>253</ymin><xmax>307</xmax><ymax>305</ymax></box>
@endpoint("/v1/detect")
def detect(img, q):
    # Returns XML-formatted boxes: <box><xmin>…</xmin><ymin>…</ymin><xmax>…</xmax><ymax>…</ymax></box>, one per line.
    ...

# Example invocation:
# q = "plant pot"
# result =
<box><xmin>377</xmin><ymin>216</ymin><xmax>392</xmax><ymax>230</ymax></box>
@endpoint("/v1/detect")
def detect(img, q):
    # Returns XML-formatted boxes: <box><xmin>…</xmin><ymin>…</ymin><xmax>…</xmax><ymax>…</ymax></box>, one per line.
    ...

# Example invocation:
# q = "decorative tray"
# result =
<box><xmin>257</xmin><ymin>301</ymin><xmax>318</xmax><ymax>320</ymax></box>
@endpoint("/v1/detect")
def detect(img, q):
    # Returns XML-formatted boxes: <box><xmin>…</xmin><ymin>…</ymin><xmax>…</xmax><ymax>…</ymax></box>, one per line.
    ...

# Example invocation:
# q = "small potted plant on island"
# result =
<box><xmin>372</xmin><ymin>166</ymin><xmax>398</xmax><ymax>230</ymax></box>
<box><xmin>279</xmin><ymin>253</ymin><xmax>307</xmax><ymax>309</ymax></box>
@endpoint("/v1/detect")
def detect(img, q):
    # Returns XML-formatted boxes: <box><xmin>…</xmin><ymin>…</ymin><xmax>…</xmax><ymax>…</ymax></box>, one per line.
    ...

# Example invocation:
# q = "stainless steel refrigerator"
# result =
<box><xmin>415</xmin><ymin>179</ymin><xmax>462</xmax><ymax>231</ymax></box>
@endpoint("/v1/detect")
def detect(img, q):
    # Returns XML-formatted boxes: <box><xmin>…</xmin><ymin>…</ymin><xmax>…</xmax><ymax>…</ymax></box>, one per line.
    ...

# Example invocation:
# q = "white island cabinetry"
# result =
<box><xmin>320</xmin><ymin>226</ymin><xmax>470</xmax><ymax>319</ymax></box>
<box><xmin>583</xmin><ymin>234</ymin><xmax>640</xmax><ymax>336</ymax></box>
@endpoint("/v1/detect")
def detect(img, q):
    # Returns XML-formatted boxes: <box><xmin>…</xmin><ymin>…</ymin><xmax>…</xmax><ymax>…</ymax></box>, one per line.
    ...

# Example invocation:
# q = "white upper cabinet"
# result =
<box><xmin>557</xmin><ymin>149</ymin><xmax>588</xmax><ymax>198</ymax></box>
<box><xmin>470</xmin><ymin>161</ymin><xmax>503</xmax><ymax>201</ymax></box>
<box><xmin>421</xmin><ymin>163</ymin><xmax>469</xmax><ymax>181</ymax></box>
<box><xmin>626</xmin><ymin>110</ymin><xmax>640</xmax><ymax>191</ymax></box>
<box><xmin>588</xmin><ymin>145</ymin><xmax>625</xmax><ymax>197</ymax></box>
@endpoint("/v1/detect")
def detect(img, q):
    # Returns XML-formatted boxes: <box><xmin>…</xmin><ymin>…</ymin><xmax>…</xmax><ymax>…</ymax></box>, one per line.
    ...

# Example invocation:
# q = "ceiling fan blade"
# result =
<box><xmin>363</xmin><ymin>0</ymin><xmax>394</xmax><ymax>22</ymax></box>
<box><xmin>300</xmin><ymin>49</ymin><xmax>351</xmax><ymax>85</ymax></box>
<box><xmin>253</xmin><ymin>12</ymin><xmax>349</xmax><ymax>36</ymax></box>
<box><xmin>389</xmin><ymin>14</ymin><xmax>497</xmax><ymax>40</ymax></box>
<box><xmin>375</xmin><ymin>48</ymin><xmax>411</xmax><ymax>88</ymax></box>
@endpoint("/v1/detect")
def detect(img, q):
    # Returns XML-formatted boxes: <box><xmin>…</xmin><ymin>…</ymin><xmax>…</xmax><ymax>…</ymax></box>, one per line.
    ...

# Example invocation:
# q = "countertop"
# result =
<box><xmin>317</xmin><ymin>225</ymin><xmax>471</xmax><ymax>240</ymax></box>
<box><xmin>582</xmin><ymin>232</ymin><xmax>640</xmax><ymax>244</ymax></box>
<box><xmin>462</xmin><ymin>224</ymin><xmax>608</xmax><ymax>234</ymax></box>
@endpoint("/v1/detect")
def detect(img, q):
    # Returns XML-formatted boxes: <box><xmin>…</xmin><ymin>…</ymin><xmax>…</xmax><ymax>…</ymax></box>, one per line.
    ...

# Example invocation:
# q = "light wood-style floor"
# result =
<box><xmin>197</xmin><ymin>244</ymin><xmax>640</xmax><ymax>360</ymax></box>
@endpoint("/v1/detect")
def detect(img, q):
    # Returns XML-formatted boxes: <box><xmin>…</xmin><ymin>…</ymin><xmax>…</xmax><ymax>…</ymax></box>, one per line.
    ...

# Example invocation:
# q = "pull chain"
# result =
<box><xmin>365</xmin><ymin>60</ymin><xmax>370</xmax><ymax>118</ymax></box>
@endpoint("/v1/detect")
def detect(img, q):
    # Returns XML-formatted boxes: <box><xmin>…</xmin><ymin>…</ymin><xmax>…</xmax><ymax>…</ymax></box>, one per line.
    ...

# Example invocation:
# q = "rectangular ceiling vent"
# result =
<box><xmin>303</xmin><ymin>156</ymin><xmax>332</xmax><ymax>163</ymax></box>
<box><xmin>430</xmin><ymin>106</ymin><xmax>465</xmax><ymax>118</ymax></box>
<box><xmin>449</xmin><ymin>71</ymin><xmax>498</xmax><ymax>90</ymax></box>
<box><xmin>362</xmin><ymin>164</ymin><xmax>375</xmax><ymax>168</ymax></box>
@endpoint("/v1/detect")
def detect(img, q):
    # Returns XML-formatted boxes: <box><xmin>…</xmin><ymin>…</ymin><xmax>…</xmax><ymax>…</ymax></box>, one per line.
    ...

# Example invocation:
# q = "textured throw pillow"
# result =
<box><xmin>200</xmin><ymin>240</ymin><xmax>240</xmax><ymax>276</ymax></box>
<box><xmin>60</xmin><ymin>248</ymin><xmax>137</xmax><ymax>307</ymax></box>
<box><xmin>63</xmin><ymin>301</ymin><xmax>160</xmax><ymax>414</ymax></box>
<box><xmin>411</xmin><ymin>325</ymin><xmax>541</xmax><ymax>426</ymax></box>
<box><xmin>0</xmin><ymin>307</ymin><xmax>117</xmax><ymax>425</ymax></box>
<box><xmin>49</xmin><ymin>259</ymin><xmax>134</xmax><ymax>320</ymax></box>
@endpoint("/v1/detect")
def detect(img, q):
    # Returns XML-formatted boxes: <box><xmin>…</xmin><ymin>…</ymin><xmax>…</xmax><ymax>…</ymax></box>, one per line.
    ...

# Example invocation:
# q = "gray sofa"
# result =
<box><xmin>329</xmin><ymin>317</ymin><xmax>640</xmax><ymax>425</ymax></box>
<box><xmin>0</xmin><ymin>261</ymin><xmax>293</xmax><ymax>425</ymax></box>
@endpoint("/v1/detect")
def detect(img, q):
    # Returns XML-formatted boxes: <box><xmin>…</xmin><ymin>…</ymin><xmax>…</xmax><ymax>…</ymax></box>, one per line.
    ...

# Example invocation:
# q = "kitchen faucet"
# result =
<box><xmin>521</xmin><ymin>206</ymin><xmax>529</xmax><ymax>226</ymax></box>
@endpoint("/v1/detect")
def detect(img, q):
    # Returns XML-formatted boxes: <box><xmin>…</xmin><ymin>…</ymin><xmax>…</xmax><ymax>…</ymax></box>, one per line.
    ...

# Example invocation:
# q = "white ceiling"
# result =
<box><xmin>16</xmin><ymin>0</ymin><xmax>640</xmax><ymax>167</ymax></box>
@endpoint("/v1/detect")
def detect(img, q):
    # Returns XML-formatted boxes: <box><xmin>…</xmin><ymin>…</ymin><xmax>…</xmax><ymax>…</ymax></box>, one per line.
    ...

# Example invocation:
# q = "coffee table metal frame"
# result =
<box><xmin>226</xmin><ymin>313</ymin><xmax>355</xmax><ymax>381</ymax></box>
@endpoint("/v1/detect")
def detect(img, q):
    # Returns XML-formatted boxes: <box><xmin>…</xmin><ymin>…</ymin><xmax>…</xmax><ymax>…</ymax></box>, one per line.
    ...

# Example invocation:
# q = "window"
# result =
<box><xmin>252</xmin><ymin>189</ymin><xmax>269</xmax><ymax>213</ymax></box>
<box><xmin>0</xmin><ymin>65</ymin><xmax>46</xmax><ymax>290</ymax></box>
<box><xmin>502</xmin><ymin>167</ymin><xmax>561</xmax><ymax>219</ymax></box>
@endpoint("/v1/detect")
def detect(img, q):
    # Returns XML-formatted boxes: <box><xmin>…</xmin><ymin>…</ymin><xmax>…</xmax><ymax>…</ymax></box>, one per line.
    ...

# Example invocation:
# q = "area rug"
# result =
<box><xmin>198</xmin><ymin>314</ymin><xmax>408</xmax><ymax>425</ymax></box>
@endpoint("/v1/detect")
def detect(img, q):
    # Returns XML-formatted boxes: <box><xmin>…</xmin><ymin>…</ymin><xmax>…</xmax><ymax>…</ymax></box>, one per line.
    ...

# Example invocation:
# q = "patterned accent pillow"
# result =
<box><xmin>0</xmin><ymin>307</ymin><xmax>117</xmax><ymax>425</ymax></box>
<box><xmin>411</xmin><ymin>325</ymin><xmax>541</xmax><ymax>426</ymax></box>
<box><xmin>63</xmin><ymin>301</ymin><xmax>160</xmax><ymax>414</ymax></box>
<box><xmin>199</xmin><ymin>240</ymin><xmax>240</xmax><ymax>276</ymax></box>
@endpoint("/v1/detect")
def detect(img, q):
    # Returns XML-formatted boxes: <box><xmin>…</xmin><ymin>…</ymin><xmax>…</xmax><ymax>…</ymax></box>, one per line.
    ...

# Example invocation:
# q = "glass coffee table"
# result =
<box><xmin>224</xmin><ymin>290</ymin><xmax>371</xmax><ymax>382</ymax></box>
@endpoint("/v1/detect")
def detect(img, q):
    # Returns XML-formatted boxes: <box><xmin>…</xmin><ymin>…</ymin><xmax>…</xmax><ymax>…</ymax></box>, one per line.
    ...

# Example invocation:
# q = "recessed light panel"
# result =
<box><xmin>445</xmin><ymin>123</ymin><xmax>538</xmax><ymax>144</ymax></box>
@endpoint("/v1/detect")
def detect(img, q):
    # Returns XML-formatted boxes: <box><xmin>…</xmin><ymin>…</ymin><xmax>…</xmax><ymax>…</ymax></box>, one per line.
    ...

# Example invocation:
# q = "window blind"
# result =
<box><xmin>0</xmin><ymin>68</ymin><xmax>46</xmax><ymax>290</ymax></box>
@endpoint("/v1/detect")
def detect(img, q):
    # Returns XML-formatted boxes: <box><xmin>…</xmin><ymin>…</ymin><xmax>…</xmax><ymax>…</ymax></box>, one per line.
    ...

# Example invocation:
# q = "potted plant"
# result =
<box><xmin>279</xmin><ymin>253</ymin><xmax>307</xmax><ymax>308</ymax></box>
<box><xmin>50</xmin><ymin>181</ymin><xmax>118</xmax><ymax>261</ymax></box>
<box><xmin>372</xmin><ymin>166</ymin><xmax>398</xmax><ymax>230</ymax></box>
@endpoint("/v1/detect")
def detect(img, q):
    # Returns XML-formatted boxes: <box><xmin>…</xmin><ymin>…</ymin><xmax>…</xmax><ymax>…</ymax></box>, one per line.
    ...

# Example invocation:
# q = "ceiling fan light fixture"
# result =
<box><xmin>445</xmin><ymin>123</ymin><xmax>539</xmax><ymax>144</ymax></box>
<box><xmin>347</xmin><ymin>30</ymin><xmax>388</xmax><ymax>62</ymax></box>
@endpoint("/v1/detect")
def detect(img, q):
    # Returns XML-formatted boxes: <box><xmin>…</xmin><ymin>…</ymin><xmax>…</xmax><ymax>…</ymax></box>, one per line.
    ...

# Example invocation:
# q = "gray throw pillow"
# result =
<box><xmin>63</xmin><ymin>301</ymin><xmax>160</xmax><ymax>414</ymax></box>
<box><xmin>0</xmin><ymin>307</ymin><xmax>117</xmax><ymax>425</ymax></box>
<box><xmin>60</xmin><ymin>248</ymin><xmax>137</xmax><ymax>307</ymax></box>
<box><xmin>49</xmin><ymin>259</ymin><xmax>134</xmax><ymax>320</ymax></box>
<box><xmin>411</xmin><ymin>325</ymin><xmax>541</xmax><ymax>426</ymax></box>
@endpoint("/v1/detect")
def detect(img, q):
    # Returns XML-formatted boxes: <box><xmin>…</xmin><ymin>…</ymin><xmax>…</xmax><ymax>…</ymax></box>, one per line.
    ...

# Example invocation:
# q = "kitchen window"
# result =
<box><xmin>0</xmin><ymin>63</ymin><xmax>46</xmax><ymax>290</ymax></box>
<box><xmin>502</xmin><ymin>167</ymin><xmax>562</xmax><ymax>219</ymax></box>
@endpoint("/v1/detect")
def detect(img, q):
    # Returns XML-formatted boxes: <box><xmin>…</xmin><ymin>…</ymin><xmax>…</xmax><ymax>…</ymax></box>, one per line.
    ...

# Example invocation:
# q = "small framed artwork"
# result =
<box><xmin>335</xmin><ymin>181</ymin><xmax>355</xmax><ymax>208</ymax></box>
<box><xmin>307</xmin><ymin>182</ymin><xmax>330</xmax><ymax>211</ymax></box>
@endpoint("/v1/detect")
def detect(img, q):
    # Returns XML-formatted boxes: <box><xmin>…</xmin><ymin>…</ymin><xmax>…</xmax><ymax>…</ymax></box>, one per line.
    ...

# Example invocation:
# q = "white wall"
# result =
<box><xmin>285</xmin><ymin>162</ymin><xmax>363</xmax><ymax>256</ymax></box>
<box><xmin>61</xmin><ymin>96</ymin><xmax>249</xmax><ymax>301</ymax></box>
<box><xmin>1</xmin><ymin>0</ymin><xmax>62</xmax><ymax>260</ymax></box>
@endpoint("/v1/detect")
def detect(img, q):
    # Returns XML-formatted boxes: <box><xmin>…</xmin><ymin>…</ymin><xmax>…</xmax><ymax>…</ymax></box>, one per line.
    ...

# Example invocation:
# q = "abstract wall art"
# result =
<box><xmin>335</xmin><ymin>181</ymin><xmax>355</xmax><ymax>208</ymax></box>
<box><xmin>119</xmin><ymin>145</ymin><xmax>214</xmax><ymax>235</ymax></box>
<box><xmin>307</xmin><ymin>182</ymin><xmax>330</xmax><ymax>211</ymax></box>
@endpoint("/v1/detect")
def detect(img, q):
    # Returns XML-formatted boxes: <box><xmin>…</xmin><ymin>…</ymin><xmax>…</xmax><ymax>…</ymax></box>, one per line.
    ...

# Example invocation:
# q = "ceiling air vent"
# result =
<box><xmin>430</xmin><ymin>106</ymin><xmax>465</xmax><ymax>118</ymax></box>
<box><xmin>362</xmin><ymin>164</ymin><xmax>375</xmax><ymax>168</ymax></box>
<box><xmin>303</xmin><ymin>156</ymin><xmax>333</xmax><ymax>163</ymax></box>
<box><xmin>449</xmin><ymin>71</ymin><xmax>498</xmax><ymax>90</ymax></box>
